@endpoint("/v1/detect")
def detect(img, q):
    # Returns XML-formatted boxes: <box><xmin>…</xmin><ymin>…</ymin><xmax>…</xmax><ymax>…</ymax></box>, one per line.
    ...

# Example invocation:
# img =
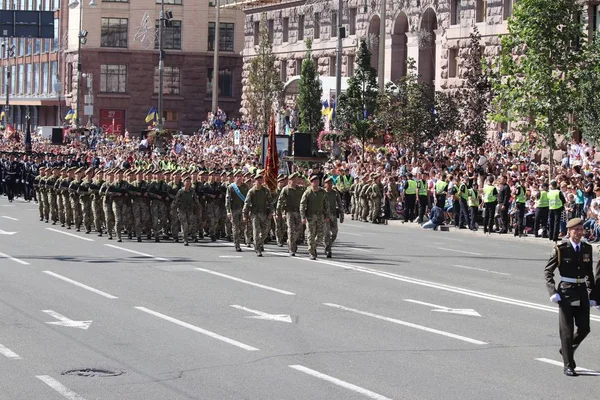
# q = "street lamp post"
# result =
<box><xmin>1</xmin><ymin>41</ymin><xmax>15</xmax><ymax>127</ymax></box>
<box><xmin>377</xmin><ymin>0</ymin><xmax>386</xmax><ymax>92</ymax></box>
<box><xmin>334</xmin><ymin>0</ymin><xmax>343</xmax><ymax>128</ymax></box>
<box><xmin>211</xmin><ymin>0</ymin><xmax>221</xmax><ymax>114</ymax></box>
<box><xmin>69</xmin><ymin>0</ymin><xmax>97</xmax><ymax>128</ymax></box>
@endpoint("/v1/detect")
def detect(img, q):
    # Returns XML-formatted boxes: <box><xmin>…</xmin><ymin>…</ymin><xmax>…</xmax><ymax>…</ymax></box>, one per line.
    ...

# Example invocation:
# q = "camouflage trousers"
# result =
<box><xmin>251</xmin><ymin>213</ymin><xmax>270</xmax><ymax>253</ymax></box>
<box><xmin>369</xmin><ymin>198</ymin><xmax>381</xmax><ymax>222</ymax></box>
<box><xmin>57</xmin><ymin>192</ymin><xmax>65</xmax><ymax>225</ymax></box>
<box><xmin>306</xmin><ymin>215</ymin><xmax>325</xmax><ymax>257</ymax></box>
<box><xmin>350</xmin><ymin>194</ymin><xmax>357</xmax><ymax>219</ymax></box>
<box><xmin>178</xmin><ymin>210</ymin><xmax>196</xmax><ymax>242</ymax></box>
<box><xmin>92</xmin><ymin>196</ymin><xmax>104</xmax><ymax>232</ymax></box>
<box><xmin>112</xmin><ymin>198</ymin><xmax>129</xmax><ymax>239</ymax></box>
<box><xmin>286</xmin><ymin>211</ymin><xmax>302</xmax><ymax>254</ymax></box>
<box><xmin>70</xmin><ymin>194</ymin><xmax>82</xmax><ymax>229</ymax></box>
<box><xmin>274</xmin><ymin>213</ymin><xmax>287</xmax><ymax>245</ymax></box>
<box><xmin>42</xmin><ymin>191</ymin><xmax>50</xmax><ymax>221</ymax></box>
<box><xmin>103</xmin><ymin>198</ymin><xmax>115</xmax><ymax>236</ymax></box>
<box><xmin>225</xmin><ymin>210</ymin><xmax>232</xmax><ymax>239</ymax></box>
<box><xmin>50</xmin><ymin>192</ymin><xmax>58</xmax><ymax>223</ymax></box>
<box><xmin>122</xmin><ymin>199</ymin><xmax>134</xmax><ymax>235</ymax></box>
<box><xmin>324</xmin><ymin>218</ymin><xmax>339</xmax><ymax>252</ymax></box>
<box><xmin>230</xmin><ymin>209</ymin><xmax>245</xmax><ymax>249</ymax></box>
<box><xmin>37</xmin><ymin>189</ymin><xmax>44</xmax><ymax>219</ymax></box>
<box><xmin>361</xmin><ymin>197</ymin><xmax>370</xmax><ymax>221</ymax></box>
<box><xmin>151</xmin><ymin>199</ymin><xmax>169</xmax><ymax>239</ymax></box>
<box><xmin>193</xmin><ymin>203</ymin><xmax>204</xmax><ymax>238</ymax></box>
<box><xmin>131</xmin><ymin>199</ymin><xmax>146</xmax><ymax>239</ymax></box>
<box><xmin>79</xmin><ymin>196</ymin><xmax>93</xmax><ymax>232</ymax></box>
<box><xmin>205</xmin><ymin>203</ymin><xmax>220</xmax><ymax>238</ymax></box>
<box><xmin>62</xmin><ymin>192</ymin><xmax>73</xmax><ymax>227</ymax></box>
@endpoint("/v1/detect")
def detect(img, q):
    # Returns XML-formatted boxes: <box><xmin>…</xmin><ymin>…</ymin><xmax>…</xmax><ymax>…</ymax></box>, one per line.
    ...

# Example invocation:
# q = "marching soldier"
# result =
<box><xmin>273</xmin><ymin>175</ymin><xmax>287</xmax><ymax>247</ymax></box>
<box><xmin>300</xmin><ymin>174</ymin><xmax>330</xmax><ymax>260</ymax></box>
<box><xmin>544</xmin><ymin>218</ymin><xmax>598</xmax><ymax>376</ymax></box>
<box><xmin>90</xmin><ymin>169</ymin><xmax>105</xmax><ymax>236</ymax></box>
<box><xmin>243</xmin><ymin>173</ymin><xmax>271</xmax><ymax>257</ymax></box>
<box><xmin>77</xmin><ymin>168</ymin><xmax>94</xmax><ymax>234</ymax></box>
<box><xmin>277</xmin><ymin>172</ymin><xmax>303</xmax><ymax>256</ymax></box>
<box><xmin>225</xmin><ymin>170</ymin><xmax>249</xmax><ymax>252</ymax></box>
<box><xmin>173</xmin><ymin>175</ymin><xmax>199</xmax><ymax>246</ymax></box>
<box><xmin>130</xmin><ymin>169</ymin><xmax>149</xmax><ymax>242</ymax></box>
<box><xmin>100</xmin><ymin>169</ymin><xmax>116</xmax><ymax>240</ymax></box>
<box><xmin>69</xmin><ymin>168</ymin><xmax>84</xmax><ymax>232</ymax></box>
<box><xmin>370</xmin><ymin>173</ymin><xmax>383</xmax><ymax>224</ymax></box>
<box><xmin>324</xmin><ymin>176</ymin><xmax>343</xmax><ymax>258</ymax></box>
<box><xmin>148</xmin><ymin>170</ymin><xmax>169</xmax><ymax>242</ymax></box>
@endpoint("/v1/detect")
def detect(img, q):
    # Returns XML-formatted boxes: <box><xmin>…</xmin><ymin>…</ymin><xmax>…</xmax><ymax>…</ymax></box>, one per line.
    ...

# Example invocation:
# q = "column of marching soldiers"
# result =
<box><xmin>30</xmin><ymin>166</ymin><xmax>379</xmax><ymax>259</ymax></box>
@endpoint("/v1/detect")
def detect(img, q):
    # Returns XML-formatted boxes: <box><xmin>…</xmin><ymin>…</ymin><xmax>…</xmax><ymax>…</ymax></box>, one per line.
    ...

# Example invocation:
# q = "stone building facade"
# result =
<box><xmin>241</xmin><ymin>0</ymin><xmax>600</xmax><ymax>114</ymax></box>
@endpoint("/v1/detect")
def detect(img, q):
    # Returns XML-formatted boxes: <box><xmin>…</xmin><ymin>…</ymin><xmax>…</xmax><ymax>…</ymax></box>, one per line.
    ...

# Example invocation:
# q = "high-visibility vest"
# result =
<box><xmin>435</xmin><ymin>180</ymin><xmax>447</xmax><ymax>194</ymax></box>
<box><xmin>482</xmin><ymin>185</ymin><xmax>496</xmax><ymax>203</ymax></box>
<box><xmin>342</xmin><ymin>175</ymin><xmax>353</xmax><ymax>189</ymax></box>
<box><xmin>515</xmin><ymin>185</ymin><xmax>526</xmax><ymax>204</ymax></box>
<box><xmin>405</xmin><ymin>180</ymin><xmax>417</xmax><ymax>195</ymax></box>
<box><xmin>468</xmin><ymin>189</ymin><xmax>480</xmax><ymax>207</ymax></box>
<box><xmin>548</xmin><ymin>189</ymin><xmax>563</xmax><ymax>210</ymax></box>
<box><xmin>538</xmin><ymin>190</ymin><xmax>549</xmax><ymax>208</ymax></box>
<box><xmin>417</xmin><ymin>179</ymin><xmax>427</xmax><ymax>196</ymax></box>
<box><xmin>459</xmin><ymin>184</ymin><xmax>468</xmax><ymax>200</ymax></box>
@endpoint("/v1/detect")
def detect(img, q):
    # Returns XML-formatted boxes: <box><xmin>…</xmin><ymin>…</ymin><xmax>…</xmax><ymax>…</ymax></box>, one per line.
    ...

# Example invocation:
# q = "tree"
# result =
<box><xmin>576</xmin><ymin>34</ymin><xmax>600</xmax><ymax>144</ymax></box>
<box><xmin>377</xmin><ymin>59</ymin><xmax>451</xmax><ymax>156</ymax></box>
<box><xmin>297</xmin><ymin>39</ymin><xmax>323</xmax><ymax>138</ymax></box>
<box><xmin>491</xmin><ymin>0</ymin><xmax>585</xmax><ymax>175</ymax></box>
<box><xmin>245</xmin><ymin>12</ymin><xmax>284</xmax><ymax>135</ymax></box>
<box><xmin>336</xmin><ymin>38</ymin><xmax>379</xmax><ymax>156</ymax></box>
<box><xmin>459</xmin><ymin>26</ymin><xmax>492</xmax><ymax>147</ymax></box>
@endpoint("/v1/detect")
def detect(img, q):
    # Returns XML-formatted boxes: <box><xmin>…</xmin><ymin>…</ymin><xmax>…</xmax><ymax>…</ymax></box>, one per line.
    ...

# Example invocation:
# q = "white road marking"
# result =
<box><xmin>437</xmin><ymin>247</ymin><xmax>482</xmax><ymax>256</ymax></box>
<box><xmin>0</xmin><ymin>229</ymin><xmax>17</xmax><ymax>235</ymax></box>
<box><xmin>104</xmin><ymin>244</ymin><xmax>168</xmax><ymax>261</ymax></box>
<box><xmin>344</xmin><ymin>247</ymin><xmax>372</xmax><ymax>253</ymax></box>
<box><xmin>46</xmin><ymin>228</ymin><xmax>94</xmax><ymax>241</ymax></box>
<box><xmin>219</xmin><ymin>255</ymin><xmax>243</xmax><ymax>258</ymax></box>
<box><xmin>42</xmin><ymin>271</ymin><xmax>118</xmax><ymax>300</ymax></box>
<box><xmin>340</xmin><ymin>232</ymin><xmax>362</xmax><ymax>236</ymax></box>
<box><xmin>344</xmin><ymin>223</ymin><xmax>367</xmax><ymax>228</ymax></box>
<box><xmin>453</xmin><ymin>264</ymin><xmax>511</xmax><ymax>276</ymax></box>
<box><xmin>1</xmin><ymin>216</ymin><xmax>18</xmax><ymax>221</ymax></box>
<box><xmin>324</xmin><ymin>303</ymin><xmax>487</xmax><ymax>345</ymax></box>
<box><xmin>43</xmin><ymin>310</ymin><xmax>92</xmax><ymax>330</ymax></box>
<box><xmin>230</xmin><ymin>305</ymin><xmax>292</xmax><ymax>323</ymax></box>
<box><xmin>294</xmin><ymin>258</ymin><xmax>600</xmax><ymax>321</ymax></box>
<box><xmin>404</xmin><ymin>299</ymin><xmax>481</xmax><ymax>317</ymax></box>
<box><xmin>289</xmin><ymin>365</ymin><xmax>392</xmax><ymax>400</ymax></box>
<box><xmin>195</xmin><ymin>267</ymin><xmax>295</xmax><ymax>295</ymax></box>
<box><xmin>36</xmin><ymin>375</ymin><xmax>86</xmax><ymax>400</ymax></box>
<box><xmin>0</xmin><ymin>251</ymin><xmax>29</xmax><ymax>265</ymax></box>
<box><xmin>534</xmin><ymin>358</ymin><xmax>600</xmax><ymax>375</ymax></box>
<box><xmin>1</xmin><ymin>204</ymin><xmax>15</xmax><ymax>207</ymax></box>
<box><xmin>0</xmin><ymin>343</ymin><xmax>21</xmax><ymax>359</ymax></box>
<box><xmin>135</xmin><ymin>306</ymin><xmax>259</xmax><ymax>351</ymax></box>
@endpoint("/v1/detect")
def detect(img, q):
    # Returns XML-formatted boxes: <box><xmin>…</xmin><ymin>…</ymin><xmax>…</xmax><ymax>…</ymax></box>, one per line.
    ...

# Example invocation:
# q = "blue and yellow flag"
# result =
<box><xmin>145</xmin><ymin>107</ymin><xmax>158</xmax><ymax>124</ymax></box>
<box><xmin>321</xmin><ymin>100</ymin><xmax>331</xmax><ymax>116</ymax></box>
<box><xmin>0</xmin><ymin>110</ymin><xmax>5</xmax><ymax>120</ymax></box>
<box><xmin>64</xmin><ymin>109</ymin><xmax>76</xmax><ymax>120</ymax></box>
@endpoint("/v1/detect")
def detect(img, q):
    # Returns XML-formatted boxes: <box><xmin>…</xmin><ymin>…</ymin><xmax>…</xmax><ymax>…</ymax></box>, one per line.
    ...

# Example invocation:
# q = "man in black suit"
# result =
<box><xmin>544</xmin><ymin>218</ymin><xmax>599</xmax><ymax>376</ymax></box>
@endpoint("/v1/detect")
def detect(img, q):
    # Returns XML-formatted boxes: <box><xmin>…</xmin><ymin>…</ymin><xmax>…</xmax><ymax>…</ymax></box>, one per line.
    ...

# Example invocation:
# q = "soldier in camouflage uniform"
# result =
<box><xmin>225</xmin><ymin>170</ymin><xmax>249</xmax><ymax>252</ymax></box>
<box><xmin>62</xmin><ymin>168</ymin><xmax>75</xmax><ymax>229</ymax></box>
<box><xmin>148</xmin><ymin>170</ymin><xmax>169</xmax><ymax>242</ymax></box>
<box><xmin>173</xmin><ymin>175</ymin><xmax>199</xmax><ymax>246</ymax></box>
<box><xmin>273</xmin><ymin>175</ymin><xmax>287</xmax><ymax>247</ymax></box>
<box><xmin>77</xmin><ymin>168</ymin><xmax>94</xmax><ymax>234</ymax></box>
<box><xmin>109</xmin><ymin>169</ymin><xmax>132</xmax><ymax>243</ymax></box>
<box><xmin>350</xmin><ymin>176</ymin><xmax>360</xmax><ymax>221</ymax></box>
<box><xmin>55</xmin><ymin>168</ymin><xmax>67</xmax><ymax>227</ymax></box>
<box><xmin>243</xmin><ymin>173</ymin><xmax>271</xmax><ymax>257</ymax></box>
<box><xmin>204</xmin><ymin>171</ymin><xmax>222</xmax><ymax>242</ymax></box>
<box><xmin>369</xmin><ymin>174</ymin><xmax>383</xmax><ymax>224</ymax></box>
<box><xmin>47</xmin><ymin>168</ymin><xmax>60</xmax><ymax>225</ymax></box>
<box><xmin>300</xmin><ymin>174</ymin><xmax>330</xmax><ymax>260</ymax></box>
<box><xmin>324</xmin><ymin>177</ymin><xmax>344</xmax><ymax>258</ymax></box>
<box><xmin>167</xmin><ymin>171</ymin><xmax>183</xmax><ymax>242</ymax></box>
<box><xmin>192</xmin><ymin>170</ymin><xmax>205</xmax><ymax>240</ymax></box>
<box><xmin>100</xmin><ymin>170</ymin><xmax>115</xmax><ymax>239</ymax></box>
<box><xmin>130</xmin><ymin>169</ymin><xmax>149</xmax><ymax>242</ymax></box>
<box><xmin>142</xmin><ymin>170</ymin><xmax>154</xmax><ymax>239</ymax></box>
<box><xmin>277</xmin><ymin>172</ymin><xmax>303</xmax><ymax>256</ymax></box>
<box><xmin>90</xmin><ymin>170</ymin><xmax>105</xmax><ymax>236</ymax></box>
<box><xmin>360</xmin><ymin>175</ymin><xmax>371</xmax><ymax>222</ymax></box>
<box><xmin>33</xmin><ymin>167</ymin><xmax>45</xmax><ymax>221</ymax></box>
<box><xmin>69</xmin><ymin>168</ymin><xmax>84</xmax><ymax>232</ymax></box>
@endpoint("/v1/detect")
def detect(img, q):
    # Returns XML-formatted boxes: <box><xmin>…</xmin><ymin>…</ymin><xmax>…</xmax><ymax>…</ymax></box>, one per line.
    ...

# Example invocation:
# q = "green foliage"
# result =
<box><xmin>336</xmin><ymin>38</ymin><xmax>379</xmax><ymax>152</ymax></box>
<box><xmin>459</xmin><ymin>26</ymin><xmax>492</xmax><ymax>147</ymax></box>
<box><xmin>297</xmin><ymin>39</ymin><xmax>324</xmax><ymax>137</ymax></box>
<box><xmin>246</xmin><ymin>13</ymin><xmax>284</xmax><ymax>135</ymax></box>
<box><xmin>491</xmin><ymin>0</ymin><xmax>585</xmax><ymax>155</ymax></box>
<box><xmin>576</xmin><ymin>34</ymin><xmax>600</xmax><ymax>144</ymax></box>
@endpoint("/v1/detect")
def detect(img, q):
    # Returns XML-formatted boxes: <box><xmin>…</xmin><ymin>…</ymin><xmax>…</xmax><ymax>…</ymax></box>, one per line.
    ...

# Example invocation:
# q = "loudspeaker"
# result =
<box><xmin>51</xmin><ymin>128</ymin><xmax>63</xmax><ymax>145</ymax></box>
<box><xmin>293</xmin><ymin>133</ymin><xmax>312</xmax><ymax>157</ymax></box>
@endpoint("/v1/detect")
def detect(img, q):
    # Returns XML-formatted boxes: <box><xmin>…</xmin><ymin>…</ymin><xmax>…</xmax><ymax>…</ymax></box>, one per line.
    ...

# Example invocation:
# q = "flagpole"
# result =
<box><xmin>158</xmin><ymin>0</ymin><xmax>165</xmax><ymax>131</ymax></box>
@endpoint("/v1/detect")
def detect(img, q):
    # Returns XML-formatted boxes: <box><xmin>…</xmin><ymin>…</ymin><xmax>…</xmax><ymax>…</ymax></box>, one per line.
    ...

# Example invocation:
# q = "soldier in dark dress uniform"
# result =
<box><xmin>544</xmin><ymin>218</ymin><xmax>599</xmax><ymax>376</ymax></box>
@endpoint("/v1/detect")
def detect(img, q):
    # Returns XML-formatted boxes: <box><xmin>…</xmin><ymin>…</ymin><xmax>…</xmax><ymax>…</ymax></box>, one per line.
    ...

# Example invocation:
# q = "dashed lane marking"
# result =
<box><xmin>437</xmin><ymin>247</ymin><xmax>482</xmax><ymax>256</ymax></box>
<box><xmin>1</xmin><ymin>216</ymin><xmax>18</xmax><ymax>221</ymax></box>
<box><xmin>0</xmin><ymin>343</ymin><xmax>21</xmax><ymax>359</ymax></box>
<box><xmin>452</xmin><ymin>264</ymin><xmax>511</xmax><ymax>276</ymax></box>
<box><xmin>36</xmin><ymin>375</ymin><xmax>86</xmax><ymax>400</ymax></box>
<box><xmin>0</xmin><ymin>251</ymin><xmax>29</xmax><ymax>265</ymax></box>
<box><xmin>105</xmin><ymin>244</ymin><xmax>169</xmax><ymax>261</ymax></box>
<box><xmin>195</xmin><ymin>267</ymin><xmax>296</xmax><ymax>296</ymax></box>
<box><xmin>46</xmin><ymin>228</ymin><xmax>94</xmax><ymax>241</ymax></box>
<box><xmin>42</xmin><ymin>271</ymin><xmax>118</xmax><ymax>299</ymax></box>
<box><xmin>534</xmin><ymin>358</ymin><xmax>600</xmax><ymax>375</ymax></box>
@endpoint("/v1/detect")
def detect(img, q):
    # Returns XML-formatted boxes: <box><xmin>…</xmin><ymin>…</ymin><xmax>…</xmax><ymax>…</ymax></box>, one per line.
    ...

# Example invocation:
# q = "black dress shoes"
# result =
<box><xmin>564</xmin><ymin>368</ymin><xmax>577</xmax><ymax>377</ymax></box>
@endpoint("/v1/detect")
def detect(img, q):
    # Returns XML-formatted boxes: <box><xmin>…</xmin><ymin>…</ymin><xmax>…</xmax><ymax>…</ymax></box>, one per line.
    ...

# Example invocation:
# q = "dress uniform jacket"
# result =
<box><xmin>545</xmin><ymin>241</ymin><xmax>596</xmax><ymax>304</ymax></box>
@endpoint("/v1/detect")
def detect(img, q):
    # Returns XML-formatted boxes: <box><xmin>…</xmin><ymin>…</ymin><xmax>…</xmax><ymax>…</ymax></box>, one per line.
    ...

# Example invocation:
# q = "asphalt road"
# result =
<box><xmin>1</xmin><ymin>199</ymin><xmax>599</xmax><ymax>399</ymax></box>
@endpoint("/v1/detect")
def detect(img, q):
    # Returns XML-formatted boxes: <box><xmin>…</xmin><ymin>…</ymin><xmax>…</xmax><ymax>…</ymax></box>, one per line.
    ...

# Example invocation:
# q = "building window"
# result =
<box><xmin>346</xmin><ymin>54</ymin><xmax>354</xmax><ymax>76</ymax></box>
<box><xmin>18</xmin><ymin>64</ymin><xmax>24</xmax><ymax>94</ymax></box>
<box><xmin>105</xmin><ymin>0</ymin><xmax>129</xmax><ymax>2</ymax></box>
<box><xmin>10</xmin><ymin>65</ymin><xmax>15</xmax><ymax>95</ymax></box>
<box><xmin>329</xmin><ymin>56</ymin><xmax>336</xmax><ymax>76</ymax></box>
<box><xmin>101</xmin><ymin>18</ymin><xmax>128</xmax><ymax>48</ymax></box>
<box><xmin>155</xmin><ymin>20</ymin><xmax>182</xmax><ymax>49</ymax></box>
<box><xmin>281</xmin><ymin>60</ymin><xmax>287</xmax><ymax>82</ymax></box>
<box><xmin>593</xmin><ymin>5</ymin><xmax>599</xmax><ymax>32</ymax></box>
<box><xmin>26</xmin><ymin>64</ymin><xmax>32</xmax><ymax>94</ymax></box>
<box><xmin>100</xmin><ymin>64</ymin><xmax>127</xmax><ymax>93</ymax></box>
<box><xmin>349</xmin><ymin>8</ymin><xmax>356</xmax><ymax>35</ymax></box>
<box><xmin>41</xmin><ymin>62</ymin><xmax>48</xmax><ymax>94</ymax></box>
<box><xmin>503</xmin><ymin>0</ymin><xmax>513</xmax><ymax>20</ymax></box>
<box><xmin>448</xmin><ymin>48</ymin><xmax>458</xmax><ymax>78</ymax></box>
<box><xmin>208</xmin><ymin>22</ymin><xmax>234</xmax><ymax>51</ymax></box>
<box><xmin>282</xmin><ymin>17</ymin><xmax>289</xmax><ymax>43</ymax></box>
<box><xmin>313</xmin><ymin>13</ymin><xmax>320</xmax><ymax>39</ymax></box>
<box><xmin>33</xmin><ymin>63</ymin><xmax>40</xmax><ymax>94</ymax></box>
<box><xmin>476</xmin><ymin>0</ymin><xmax>487</xmax><ymax>23</ymax></box>
<box><xmin>267</xmin><ymin>19</ymin><xmax>274</xmax><ymax>42</ymax></box>
<box><xmin>26</xmin><ymin>38</ymin><xmax>32</xmax><ymax>55</ymax></box>
<box><xmin>298</xmin><ymin>15</ymin><xmax>305</xmax><ymax>41</ymax></box>
<box><xmin>296</xmin><ymin>59</ymin><xmax>302</xmax><ymax>75</ymax></box>
<box><xmin>50</xmin><ymin>61</ymin><xmax>57</xmax><ymax>93</ymax></box>
<box><xmin>451</xmin><ymin>0</ymin><xmax>460</xmax><ymax>25</ymax></box>
<box><xmin>34</xmin><ymin>38</ymin><xmax>40</xmax><ymax>54</ymax></box>
<box><xmin>163</xmin><ymin>111</ymin><xmax>179</xmax><ymax>121</ymax></box>
<box><xmin>157</xmin><ymin>0</ymin><xmax>182</xmax><ymax>4</ymax></box>
<box><xmin>154</xmin><ymin>66</ymin><xmax>180</xmax><ymax>95</ymax></box>
<box><xmin>254</xmin><ymin>21</ymin><xmax>260</xmax><ymax>46</ymax></box>
<box><xmin>207</xmin><ymin>68</ymin><xmax>233</xmax><ymax>97</ymax></box>
<box><xmin>331</xmin><ymin>11</ymin><xmax>337</xmax><ymax>38</ymax></box>
<box><xmin>209</xmin><ymin>0</ymin><xmax>215</xmax><ymax>6</ymax></box>
<box><xmin>53</xmin><ymin>17</ymin><xmax>59</xmax><ymax>51</ymax></box>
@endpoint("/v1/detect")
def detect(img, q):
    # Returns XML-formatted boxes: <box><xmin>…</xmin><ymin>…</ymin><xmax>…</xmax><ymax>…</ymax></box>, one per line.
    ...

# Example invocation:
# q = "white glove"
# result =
<box><xmin>591</xmin><ymin>300</ymin><xmax>598</xmax><ymax>307</ymax></box>
<box><xmin>596</xmin><ymin>305</ymin><xmax>600</xmax><ymax>310</ymax></box>
<box><xmin>550</xmin><ymin>293</ymin><xmax>561</xmax><ymax>303</ymax></box>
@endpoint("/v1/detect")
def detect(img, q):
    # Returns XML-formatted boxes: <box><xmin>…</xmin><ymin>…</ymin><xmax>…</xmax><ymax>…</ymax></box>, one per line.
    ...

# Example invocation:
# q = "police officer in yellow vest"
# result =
<box><xmin>548</xmin><ymin>180</ymin><xmax>567</xmax><ymax>242</ymax></box>
<box><xmin>435</xmin><ymin>173</ymin><xmax>448</xmax><ymax>211</ymax></box>
<box><xmin>337</xmin><ymin>168</ymin><xmax>353</xmax><ymax>214</ymax></box>
<box><xmin>534</xmin><ymin>182</ymin><xmax>550</xmax><ymax>238</ymax></box>
<box><xmin>403</xmin><ymin>173</ymin><xmax>418</xmax><ymax>223</ymax></box>
<box><xmin>417</xmin><ymin>172</ymin><xmax>429</xmax><ymax>224</ymax></box>
<box><xmin>468</xmin><ymin>182</ymin><xmax>480</xmax><ymax>231</ymax></box>
<box><xmin>457</xmin><ymin>175</ymin><xmax>470</xmax><ymax>229</ymax></box>
<box><xmin>482</xmin><ymin>176</ymin><xmax>498</xmax><ymax>235</ymax></box>
<box><xmin>514</xmin><ymin>177</ymin><xmax>527</xmax><ymax>237</ymax></box>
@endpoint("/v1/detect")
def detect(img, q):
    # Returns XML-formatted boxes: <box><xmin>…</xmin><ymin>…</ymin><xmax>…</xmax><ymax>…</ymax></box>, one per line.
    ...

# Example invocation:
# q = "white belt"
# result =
<box><xmin>562</xmin><ymin>277</ymin><xmax>586</xmax><ymax>284</ymax></box>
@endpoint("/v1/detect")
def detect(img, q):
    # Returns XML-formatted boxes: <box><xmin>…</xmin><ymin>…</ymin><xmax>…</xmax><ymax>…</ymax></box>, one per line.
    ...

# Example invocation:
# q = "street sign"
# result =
<box><xmin>0</xmin><ymin>11</ymin><xmax>55</xmax><ymax>39</ymax></box>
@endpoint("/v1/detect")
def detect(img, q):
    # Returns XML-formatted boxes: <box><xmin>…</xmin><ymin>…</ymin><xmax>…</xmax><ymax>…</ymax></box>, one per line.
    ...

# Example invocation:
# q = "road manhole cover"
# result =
<box><xmin>62</xmin><ymin>368</ymin><xmax>124</xmax><ymax>378</ymax></box>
